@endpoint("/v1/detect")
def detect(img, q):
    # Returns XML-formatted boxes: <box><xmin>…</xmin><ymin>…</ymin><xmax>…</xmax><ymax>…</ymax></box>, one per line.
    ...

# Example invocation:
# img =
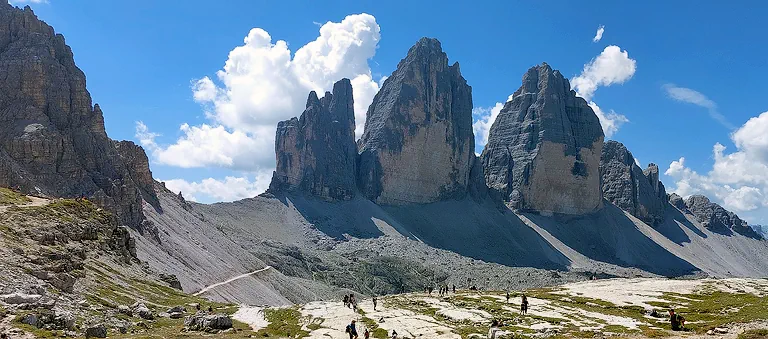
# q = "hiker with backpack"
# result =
<box><xmin>669</xmin><ymin>309</ymin><xmax>686</xmax><ymax>331</ymax></box>
<box><xmin>520</xmin><ymin>295</ymin><xmax>529</xmax><ymax>314</ymax></box>
<box><xmin>345</xmin><ymin>320</ymin><xmax>358</xmax><ymax>339</ymax></box>
<box><xmin>373</xmin><ymin>296</ymin><xmax>378</xmax><ymax>311</ymax></box>
<box><xmin>488</xmin><ymin>319</ymin><xmax>501</xmax><ymax>339</ymax></box>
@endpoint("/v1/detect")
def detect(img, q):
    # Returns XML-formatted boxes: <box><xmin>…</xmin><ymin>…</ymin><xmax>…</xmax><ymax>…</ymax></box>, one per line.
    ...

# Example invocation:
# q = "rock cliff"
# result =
<box><xmin>0</xmin><ymin>3</ymin><xmax>156</xmax><ymax>229</ymax></box>
<box><xmin>684</xmin><ymin>195</ymin><xmax>759</xmax><ymax>237</ymax></box>
<box><xmin>480</xmin><ymin>63</ymin><xmax>603</xmax><ymax>215</ymax></box>
<box><xmin>600</xmin><ymin>140</ymin><xmax>667</xmax><ymax>225</ymax></box>
<box><xmin>268</xmin><ymin>79</ymin><xmax>357</xmax><ymax>200</ymax></box>
<box><xmin>357</xmin><ymin>38</ymin><xmax>475</xmax><ymax>205</ymax></box>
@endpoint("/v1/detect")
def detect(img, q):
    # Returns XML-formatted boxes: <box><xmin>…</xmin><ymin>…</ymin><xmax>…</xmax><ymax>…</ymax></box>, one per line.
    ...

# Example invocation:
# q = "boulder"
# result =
<box><xmin>1</xmin><ymin>292</ymin><xmax>41</xmax><ymax>304</ymax></box>
<box><xmin>600</xmin><ymin>140</ymin><xmax>667</xmax><ymax>225</ymax></box>
<box><xmin>170</xmin><ymin>312</ymin><xmax>184</xmax><ymax>319</ymax></box>
<box><xmin>481</xmin><ymin>63</ymin><xmax>604</xmax><ymax>215</ymax></box>
<box><xmin>20</xmin><ymin>313</ymin><xmax>40</xmax><ymax>328</ymax></box>
<box><xmin>85</xmin><ymin>324</ymin><xmax>107</xmax><ymax>338</ymax></box>
<box><xmin>267</xmin><ymin>79</ymin><xmax>358</xmax><ymax>201</ymax></box>
<box><xmin>118</xmin><ymin>305</ymin><xmax>132</xmax><ymax>316</ymax></box>
<box><xmin>358</xmin><ymin>37</ymin><xmax>475</xmax><ymax>204</ymax></box>
<box><xmin>159</xmin><ymin>274</ymin><xmax>182</xmax><ymax>290</ymax></box>
<box><xmin>0</xmin><ymin>3</ymin><xmax>156</xmax><ymax>230</ymax></box>
<box><xmin>132</xmin><ymin>303</ymin><xmax>154</xmax><ymax>320</ymax></box>
<box><xmin>184</xmin><ymin>312</ymin><xmax>233</xmax><ymax>332</ymax></box>
<box><xmin>167</xmin><ymin>306</ymin><xmax>185</xmax><ymax>314</ymax></box>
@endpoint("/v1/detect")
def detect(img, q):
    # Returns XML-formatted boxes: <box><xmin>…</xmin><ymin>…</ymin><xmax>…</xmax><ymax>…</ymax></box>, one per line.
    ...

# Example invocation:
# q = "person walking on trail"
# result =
<box><xmin>351</xmin><ymin>295</ymin><xmax>358</xmax><ymax>312</ymax></box>
<box><xmin>452</xmin><ymin>285</ymin><xmax>456</xmax><ymax>294</ymax></box>
<box><xmin>372</xmin><ymin>296</ymin><xmax>378</xmax><ymax>311</ymax></box>
<box><xmin>520</xmin><ymin>295</ymin><xmax>529</xmax><ymax>314</ymax></box>
<box><xmin>669</xmin><ymin>309</ymin><xmax>686</xmax><ymax>331</ymax></box>
<box><xmin>487</xmin><ymin>319</ymin><xmax>501</xmax><ymax>339</ymax></box>
<box><xmin>364</xmin><ymin>328</ymin><xmax>370</xmax><ymax>339</ymax></box>
<box><xmin>505</xmin><ymin>291</ymin><xmax>510</xmax><ymax>303</ymax></box>
<box><xmin>390</xmin><ymin>330</ymin><xmax>398</xmax><ymax>339</ymax></box>
<box><xmin>346</xmin><ymin>320</ymin><xmax>359</xmax><ymax>339</ymax></box>
<box><xmin>344</xmin><ymin>294</ymin><xmax>349</xmax><ymax>308</ymax></box>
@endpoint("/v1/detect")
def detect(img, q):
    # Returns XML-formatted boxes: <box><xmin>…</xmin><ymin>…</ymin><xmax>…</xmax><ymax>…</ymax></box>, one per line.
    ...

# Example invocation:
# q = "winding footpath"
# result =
<box><xmin>193</xmin><ymin>266</ymin><xmax>273</xmax><ymax>296</ymax></box>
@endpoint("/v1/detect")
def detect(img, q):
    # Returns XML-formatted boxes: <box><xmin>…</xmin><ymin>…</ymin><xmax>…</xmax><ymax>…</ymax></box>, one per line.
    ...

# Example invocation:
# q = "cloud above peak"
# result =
<box><xmin>593</xmin><ymin>25</ymin><xmax>605</xmax><ymax>42</ymax></box>
<box><xmin>138</xmin><ymin>13</ymin><xmax>383</xmax><ymax>175</ymax></box>
<box><xmin>571</xmin><ymin>45</ymin><xmax>637</xmax><ymax>138</ymax></box>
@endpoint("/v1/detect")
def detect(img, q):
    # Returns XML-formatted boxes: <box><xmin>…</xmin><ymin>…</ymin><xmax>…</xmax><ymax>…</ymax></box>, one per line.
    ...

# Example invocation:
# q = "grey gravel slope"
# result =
<box><xmin>134</xmin><ymin>184</ymin><xmax>768</xmax><ymax>305</ymax></box>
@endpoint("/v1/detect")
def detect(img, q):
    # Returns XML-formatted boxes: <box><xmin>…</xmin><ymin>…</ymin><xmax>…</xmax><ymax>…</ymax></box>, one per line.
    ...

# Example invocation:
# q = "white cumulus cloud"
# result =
<box><xmin>663</xmin><ymin>84</ymin><xmax>734</xmax><ymax>129</ymax></box>
<box><xmin>571</xmin><ymin>45</ymin><xmax>636</xmax><ymax>138</ymax></box>
<box><xmin>140</xmin><ymin>13</ymin><xmax>382</xmax><ymax>175</ymax></box>
<box><xmin>162</xmin><ymin>172</ymin><xmax>272</xmax><ymax>203</ymax></box>
<box><xmin>665</xmin><ymin>111</ymin><xmax>768</xmax><ymax>218</ymax></box>
<box><xmin>593</xmin><ymin>25</ymin><xmax>605</xmax><ymax>42</ymax></box>
<box><xmin>472</xmin><ymin>95</ymin><xmax>514</xmax><ymax>149</ymax></box>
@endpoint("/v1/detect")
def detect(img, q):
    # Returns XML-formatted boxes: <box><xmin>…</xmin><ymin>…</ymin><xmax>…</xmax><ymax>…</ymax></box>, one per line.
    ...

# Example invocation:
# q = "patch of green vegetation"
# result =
<box><xmin>453</xmin><ymin>324</ymin><xmax>487</xmax><ymax>339</ymax></box>
<box><xmin>0</xmin><ymin>187</ymin><xmax>31</xmax><ymax>205</ymax></box>
<box><xmin>256</xmin><ymin>307</ymin><xmax>309</xmax><ymax>338</ymax></box>
<box><xmin>667</xmin><ymin>291</ymin><xmax>768</xmax><ymax>333</ymax></box>
<box><xmin>109</xmin><ymin>317</ymin><xmax>255</xmax><ymax>339</ymax></box>
<box><xmin>306</xmin><ymin>317</ymin><xmax>324</xmax><ymax>331</ymax></box>
<box><xmin>639</xmin><ymin>325</ymin><xmax>669</xmax><ymax>338</ymax></box>
<box><xmin>18</xmin><ymin>198</ymin><xmax>113</xmax><ymax>224</ymax></box>
<box><xmin>739</xmin><ymin>329</ymin><xmax>768</xmax><ymax>339</ymax></box>
<box><xmin>360</xmin><ymin>315</ymin><xmax>388</xmax><ymax>339</ymax></box>
<box><xmin>12</xmin><ymin>322</ymin><xmax>57</xmax><ymax>338</ymax></box>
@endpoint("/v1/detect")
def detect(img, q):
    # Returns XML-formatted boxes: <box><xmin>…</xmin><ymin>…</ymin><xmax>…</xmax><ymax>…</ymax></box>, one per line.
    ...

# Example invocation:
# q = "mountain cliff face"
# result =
<box><xmin>480</xmin><ymin>63</ymin><xmax>604</xmax><ymax>215</ymax></box>
<box><xmin>268</xmin><ymin>79</ymin><xmax>358</xmax><ymax>201</ymax></box>
<box><xmin>0</xmin><ymin>3</ymin><xmax>156</xmax><ymax>229</ymax></box>
<box><xmin>684</xmin><ymin>195</ymin><xmax>759</xmax><ymax>237</ymax></box>
<box><xmin>357</xmin><ymin>38</ymin><xmax>475</xmax><ymax>205</ymax></box>
<box><xmin>600</xmin><ymin>140</ymin><xmax>667</xmax><ymax>225</ymax></box>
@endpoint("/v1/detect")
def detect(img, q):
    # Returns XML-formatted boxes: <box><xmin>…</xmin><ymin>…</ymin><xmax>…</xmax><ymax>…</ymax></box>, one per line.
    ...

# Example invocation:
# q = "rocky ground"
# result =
<box><xmin>235</xmin><ymin>277</ymin><xmax>768</xmax><ymax>339</ymax></box>
<box><xmin>0</xmin><ymin>189</ymin><xmax>247</xmax><ymax>338</ymax></box>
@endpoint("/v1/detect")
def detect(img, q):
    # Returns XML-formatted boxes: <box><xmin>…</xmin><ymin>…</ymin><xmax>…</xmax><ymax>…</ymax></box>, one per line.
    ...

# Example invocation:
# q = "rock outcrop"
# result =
<box><xmin>0</xmin><ymin>3</ymin><xmax>156</xmax><ymax>229</ymax></box>
<box><xmin>600</xmin><ymin>140</ymin><xmax>667</xmax><ymax>225</ymax></box>
<box><xmin>267</xmin><ymin>79</ymin><xmax>357</xmax><ymax>201</ymax></box>
<box><xmin>684</xmin><ymin>195</ymin><xmax>758</xmax><ymax>236</ymax></box>
<box><xmin>480</xmin><ymin>63</ymin><xmax>603</xmax><ymax>215</ymax></box>
<box><xmin>357</xmin><ymin>37</ymin><xmax>475</xmax><ymax>205</ymax></box>
<box><xmin>669</xmin><ymin>193</ymin><xmax>687</xmax><ymax>211</ymax></box>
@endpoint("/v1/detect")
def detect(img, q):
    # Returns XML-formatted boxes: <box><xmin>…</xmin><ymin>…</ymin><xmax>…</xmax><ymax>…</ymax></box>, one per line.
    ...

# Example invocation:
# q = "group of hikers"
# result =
<box><xmin>344</xmin><ymin>289</ymin><xmax>688</xmax><ymax>339</ymax></box>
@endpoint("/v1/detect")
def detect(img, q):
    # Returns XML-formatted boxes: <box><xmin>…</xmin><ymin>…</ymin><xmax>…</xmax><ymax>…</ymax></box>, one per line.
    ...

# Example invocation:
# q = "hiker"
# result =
<box><xmin>344</xmin><ymin>294</ymin><xmax>350</xmax><ymax>308</ymax></box>
<box><xmin>207</xmin><ymin>305</ymin><xmax>213</xmax><ymax>312</ymax></box>
<box><xmin>428</xmin><ymin>286</ymin><xmax>433</xmax><ymax>295</ymax></box>
<box><xmin>350</xmin><ymin>295</ymin><xmax>358</xmax><ymax>311</ymax></box>
<box><xmin>364</xmin><ymin>328</ymin><xmax>370</xmax><ymax>339</ymax></box>
<box><xmin>488</xmin><ymin>319</ymin><xmax>501</xmax><ymax>339</ymax></box>
<box><xmin>505</xmin><ymin>291</ymin><xmax>510</xmax><ymax>303</ymax></box>
<box><xmin>196</xmin><ymin>303</ymin><xmax>201</xmax><ymax>311</ymax></box>
<box><xmin>520</xmin><ymin>295</ymin><xmax>529</xmax><ymax>314</ymax></box>
<box><xmin>373</xmin><ymin>296</ymin><xmax>378</xmax><ymax>311</ymax></box>
<box><xmin>452</xmin><ymin>285</ymin><xmax>456</xmax><ymax>293</ymax></box>
<box><xmin>669</xmin><ymin>309</ymin><xmax>685</xmax><ymax>331</ymax></box>
<box><xmin>390</xmin><ymin>330</ymin><xmax>398</xmax><ymax>339</ymax></box>
<box><xmin>345</xmin><ymin>320</ymin><xmax>359</xmax><ymax>339</ymax></box>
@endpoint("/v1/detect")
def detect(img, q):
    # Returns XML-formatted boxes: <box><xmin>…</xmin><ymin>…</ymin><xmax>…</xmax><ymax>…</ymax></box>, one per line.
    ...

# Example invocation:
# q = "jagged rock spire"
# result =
<box><xmin>357</xmin><ymin>37</ymin><xmax>475</xmax><ymax>205</ymax></box>
<box><xmin>268</xmin><ymin>78</ymin><xmax>357</xmax><ymax>201</ymax></box>
<box><xmin>480</xmin><ymin>63</ymin><xmax>604</xmax><ymax>215</ymax></box>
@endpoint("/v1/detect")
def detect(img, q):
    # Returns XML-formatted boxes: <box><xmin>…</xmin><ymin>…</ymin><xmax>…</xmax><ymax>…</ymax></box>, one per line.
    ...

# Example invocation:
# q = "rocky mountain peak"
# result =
<box><xmin>480</xmin><ymin>63</ymin><xmax>603</xmax><ymax>215</ymax></box>
<box><xmin>357</xmin><ymin>37</ymin><xmax>474</xmax><ymax>205</ymax></box>
<box><xmin>600</xmin><ymin>140</ymin><xmax>667</xmax><ymax>225</ymax></box>
<box><xmin>684</xmin><ymin>195</ymin><xmax>758</xmax><ymax>237</ymax></box>
<box><xmin>268</xmin><ymin>78</ymin><xmax>357</xmax><ymax>201</ymax></box>
<box><xmin>0</xmin><ymin>3</ymin><xmax>156</xmax><ymax>229</ymax></box>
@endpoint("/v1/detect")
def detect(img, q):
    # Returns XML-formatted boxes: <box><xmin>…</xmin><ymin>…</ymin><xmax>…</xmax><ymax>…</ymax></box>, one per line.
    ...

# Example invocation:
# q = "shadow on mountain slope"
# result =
<box><xmin>381</xmin><ymin>199</ymin><xmax>572</xmax><ymax>271</ymax></box>
<box><xmin>653</xmin><ymin>206</ymin><xmax>706</xmax><ymax>245</ymax></box>
<box><xmin>522</xmin><ymin>204</ymin><xmax>700</xmax><ymax>277</ymax></box>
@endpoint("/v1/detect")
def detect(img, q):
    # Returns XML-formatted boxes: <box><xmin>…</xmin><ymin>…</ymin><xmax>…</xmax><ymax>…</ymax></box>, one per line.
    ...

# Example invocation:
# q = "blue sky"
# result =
<box><xmin>16</xmin><ymin>0</ymin><xmax>768</xmax><ymax>223</ymax></box>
